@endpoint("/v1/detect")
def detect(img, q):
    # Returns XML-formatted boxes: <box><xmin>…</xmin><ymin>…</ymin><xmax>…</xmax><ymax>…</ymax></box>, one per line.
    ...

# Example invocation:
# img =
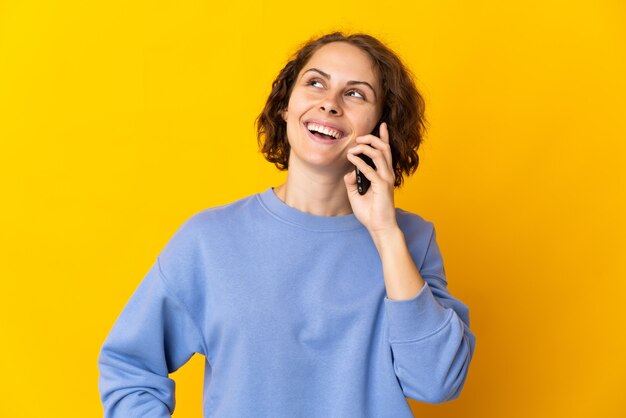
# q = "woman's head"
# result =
<box><xmin>256</xmin><ymin>32</ymin><xmax>426</xmax><ymax>187</ymax></box>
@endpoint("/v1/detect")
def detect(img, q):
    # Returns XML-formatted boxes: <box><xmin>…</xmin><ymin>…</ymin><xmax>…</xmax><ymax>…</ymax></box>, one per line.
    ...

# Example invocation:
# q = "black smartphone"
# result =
<box><xmin>355</xmin><ymin>122</ymin><xmax>384</xmax><ymax>195</ymax></box>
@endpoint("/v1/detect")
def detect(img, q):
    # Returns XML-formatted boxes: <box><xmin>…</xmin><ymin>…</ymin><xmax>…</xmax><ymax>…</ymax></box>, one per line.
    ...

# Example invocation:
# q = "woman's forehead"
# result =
<box><xmin>300</xmin><ymin>42</ymin><xmax>380</xmax><ymax>87</ymax></box>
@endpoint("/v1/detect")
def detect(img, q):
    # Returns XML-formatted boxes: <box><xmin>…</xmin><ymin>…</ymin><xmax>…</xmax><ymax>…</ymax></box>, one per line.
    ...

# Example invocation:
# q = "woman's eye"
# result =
<box><xmin>347</xmin><ymin>89</ymin><xmax>365</xmax><ymax>99</ymax></box>
<box><xmin>308</xmin><ymin>79</ymin><xmax>323</xmax><ymax>88</ymax></box>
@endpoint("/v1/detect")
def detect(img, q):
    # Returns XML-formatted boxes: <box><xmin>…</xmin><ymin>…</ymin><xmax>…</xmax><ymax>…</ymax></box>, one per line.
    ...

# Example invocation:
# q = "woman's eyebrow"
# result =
<box><xmin>302</xmin><ymin>68</ymin><xmax>377</xmax><ymax>99</ymax></box>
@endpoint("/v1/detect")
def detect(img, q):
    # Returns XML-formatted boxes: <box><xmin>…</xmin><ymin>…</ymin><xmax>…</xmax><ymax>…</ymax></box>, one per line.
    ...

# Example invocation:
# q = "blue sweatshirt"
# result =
<box><xmin>98</xmin><ymin>188</ymin><xmax>476</xmax><ymax>417</ymax></box>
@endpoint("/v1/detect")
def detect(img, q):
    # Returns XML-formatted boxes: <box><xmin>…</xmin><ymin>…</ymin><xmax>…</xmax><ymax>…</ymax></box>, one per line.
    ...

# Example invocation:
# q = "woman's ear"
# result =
<box><xmin>281</xmin><ymin>109</ymin><xmax>288</xmax><ymax>121</ymax></box>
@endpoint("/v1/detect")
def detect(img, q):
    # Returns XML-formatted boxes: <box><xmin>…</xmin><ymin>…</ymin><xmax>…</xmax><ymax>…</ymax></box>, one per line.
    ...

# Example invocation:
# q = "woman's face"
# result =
<box><xmin>283</xmin><ymin>41</ymin><xmax>383</xmax><ymax>175</ymax></box>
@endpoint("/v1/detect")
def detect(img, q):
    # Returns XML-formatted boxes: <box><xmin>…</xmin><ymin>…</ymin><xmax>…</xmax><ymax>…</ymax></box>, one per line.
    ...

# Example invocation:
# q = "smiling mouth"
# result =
<box><xmin>305</xmin><ymin>122</ymin><xmax>345</xmax><ymax>140</ymax></box>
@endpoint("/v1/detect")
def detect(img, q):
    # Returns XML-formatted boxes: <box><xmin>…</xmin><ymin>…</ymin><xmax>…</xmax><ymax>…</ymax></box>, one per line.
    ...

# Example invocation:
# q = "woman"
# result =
<box><xmin>98</xmin><ymin>32</ymin><xmax>476</xmax><ymax>417</ymax></box>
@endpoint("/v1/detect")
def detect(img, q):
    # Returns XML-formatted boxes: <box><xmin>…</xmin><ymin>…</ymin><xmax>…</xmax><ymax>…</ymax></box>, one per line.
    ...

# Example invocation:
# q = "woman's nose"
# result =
<box><xmin>319</xmin><ymin>94</ymin><xmax>342</xmax><ymax>115</ymax></box>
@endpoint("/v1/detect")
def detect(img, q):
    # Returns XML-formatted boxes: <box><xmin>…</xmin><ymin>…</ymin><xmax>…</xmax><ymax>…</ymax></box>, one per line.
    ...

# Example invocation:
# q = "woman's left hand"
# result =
<box><xmin>344</xmin><ymin>122</ymin><xmax>399</xmax><ymax>236</ymax></box>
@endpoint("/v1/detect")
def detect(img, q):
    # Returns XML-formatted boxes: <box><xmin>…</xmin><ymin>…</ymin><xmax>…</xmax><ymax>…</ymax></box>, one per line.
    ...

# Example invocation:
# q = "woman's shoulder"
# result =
<box><xmin>188</xmin><ymin>192</ymin><xmax>258</xmax><ymax>223</ymax></box>
<box><xmin>395</xmin><ymin>208</ymin><xmax>435</xmax><ymax>237</ymax></box>
<box><xmin>159</xmin><ymin>192</ymin><xmax>261</xmax><ymax>254</ymax></box>
<box><xmin>155</xmin><ymin>191</ymin><xmax>262</xmax><ymax>284</ymax></box>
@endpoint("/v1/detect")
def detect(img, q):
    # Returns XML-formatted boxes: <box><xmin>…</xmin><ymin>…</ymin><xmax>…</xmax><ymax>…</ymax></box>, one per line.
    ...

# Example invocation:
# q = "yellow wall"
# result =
<box><xmin>1</xmin><ymin>0</ymin><xmax>624</xmax><ymax>417</ymax></box>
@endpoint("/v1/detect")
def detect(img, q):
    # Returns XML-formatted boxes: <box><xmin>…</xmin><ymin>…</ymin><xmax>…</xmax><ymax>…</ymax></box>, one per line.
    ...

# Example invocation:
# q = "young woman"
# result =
<box><xmin>99</xmin><ymin>32</ymin><xmax>476</xmax><ymax>417</ymax></box>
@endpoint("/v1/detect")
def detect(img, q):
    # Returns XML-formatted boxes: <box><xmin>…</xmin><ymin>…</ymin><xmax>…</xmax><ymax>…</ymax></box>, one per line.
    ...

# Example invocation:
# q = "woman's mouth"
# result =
<box><xmin>304</xmin><ymin>121</ymin><xmax>346</xmax><ymax>142</ymax></box>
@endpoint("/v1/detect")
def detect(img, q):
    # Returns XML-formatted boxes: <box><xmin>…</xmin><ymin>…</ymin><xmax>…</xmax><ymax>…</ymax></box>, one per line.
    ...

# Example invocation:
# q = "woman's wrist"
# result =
<box><xmin>370</xmin><ymin>224</ymin><xmax>404</xmax><ymax>256</ymax></box>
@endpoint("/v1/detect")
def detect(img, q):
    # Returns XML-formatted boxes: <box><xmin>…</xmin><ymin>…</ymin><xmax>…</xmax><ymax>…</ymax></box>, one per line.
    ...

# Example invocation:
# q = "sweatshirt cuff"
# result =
<box><xmin>384</xmin><ymin>281</ymin><xmax>451</xmax><ymax>343</ymax></box>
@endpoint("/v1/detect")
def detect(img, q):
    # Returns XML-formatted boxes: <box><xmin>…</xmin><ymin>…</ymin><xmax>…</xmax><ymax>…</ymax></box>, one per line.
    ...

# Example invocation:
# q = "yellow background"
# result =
<box><xmin>1</xmin><ymin>0</ymin><xmax>625</xmax><ymax>417</ymax></box>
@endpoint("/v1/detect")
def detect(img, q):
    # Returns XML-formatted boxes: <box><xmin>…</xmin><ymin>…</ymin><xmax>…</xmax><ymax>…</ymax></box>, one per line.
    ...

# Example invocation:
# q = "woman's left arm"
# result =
<box><xmin>379</xmin><ymin>226</ymin><xmax>476</xmax><ymax>404</ymax></box>
<box><xmin>345</xmin><ymin>124</ymin><xmax>476</xmax><ymax>403</ymax></box>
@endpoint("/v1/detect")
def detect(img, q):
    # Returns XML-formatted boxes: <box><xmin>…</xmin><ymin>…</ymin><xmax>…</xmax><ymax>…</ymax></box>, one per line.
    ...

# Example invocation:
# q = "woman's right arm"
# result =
<box><xmin>98</xmin><ymin>259</ymin><xmax>206</xmax><ymax>418</ymax></box>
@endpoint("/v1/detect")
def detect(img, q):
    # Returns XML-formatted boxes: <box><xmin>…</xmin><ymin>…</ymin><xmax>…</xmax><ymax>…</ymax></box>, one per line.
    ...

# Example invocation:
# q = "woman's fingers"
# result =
<box><xmin>347</xmin><ymin>144</ymin><xmax>394</xmax><ymax>183</ymax></box>
<box><xmin>376</xmin><ymin>122</ymin><xmax>390</xmax><ymax>144</ymax></box>
<box><xmin>355</xmin><ymin>132</ymin><xmax>392</xmax><ymax>166</ymax></box>
<box><xmin>343</xmin><ymin>169</ymin><xmax>359</xmax><ymax>194</ymax></box>
<box><xmin>346</xmin><ymin>152</ymin><xmax>384</xmax><ymax>186</ymax></box>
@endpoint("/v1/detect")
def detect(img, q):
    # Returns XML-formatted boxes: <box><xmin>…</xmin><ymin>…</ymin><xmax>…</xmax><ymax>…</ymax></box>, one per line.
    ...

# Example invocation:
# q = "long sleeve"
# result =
<box><xmin>98</xmin><ymin>260</ymin><xmax>206</xmax><ymax>418</ymax></box>
<box><xmin>98</xmin><ymin>191</ymin><xmax>476</xmax><ymax>416</ymax></box>
<box><xmin>384</xmin><ymin>226</ymin><xmax>476</xmax><ymax>404</ymax></box>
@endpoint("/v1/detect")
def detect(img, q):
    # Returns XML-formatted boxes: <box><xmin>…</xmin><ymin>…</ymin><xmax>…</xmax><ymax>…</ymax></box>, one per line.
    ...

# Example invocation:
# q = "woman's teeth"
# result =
<box><xmin>306</xmin><ymin>122</ymin><xmax>342</xmax><ymax>139</ymax></box>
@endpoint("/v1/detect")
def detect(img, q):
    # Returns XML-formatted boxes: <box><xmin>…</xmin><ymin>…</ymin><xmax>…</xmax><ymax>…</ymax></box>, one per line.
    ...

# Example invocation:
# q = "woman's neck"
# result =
<box><xmin>273</xmin><ymin>170</ymin><xmax>353</xmax><ymax>217</ymax></box>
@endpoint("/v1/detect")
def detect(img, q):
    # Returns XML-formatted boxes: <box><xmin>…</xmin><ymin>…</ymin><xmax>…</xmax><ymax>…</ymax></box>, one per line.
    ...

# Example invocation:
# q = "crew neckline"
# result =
<box><xmin>256</xmin><ymin>187</ymin><xmax>364</xmax><ymax>232</ymax></box>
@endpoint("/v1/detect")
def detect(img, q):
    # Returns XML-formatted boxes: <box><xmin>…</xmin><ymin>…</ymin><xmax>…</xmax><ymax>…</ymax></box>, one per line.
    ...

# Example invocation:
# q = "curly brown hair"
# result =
<box><xmin>256</xmin><ymin>32</ymin><xmax>426</xmax><ymax>187</ymax></box>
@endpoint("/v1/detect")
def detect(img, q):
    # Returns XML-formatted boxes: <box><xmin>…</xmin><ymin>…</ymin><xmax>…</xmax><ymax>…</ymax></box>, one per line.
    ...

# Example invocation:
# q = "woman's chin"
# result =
<box><xmin>289</xmin><ymin>153</ymin><xmax>352</xmax><ymax>177</ymax></box>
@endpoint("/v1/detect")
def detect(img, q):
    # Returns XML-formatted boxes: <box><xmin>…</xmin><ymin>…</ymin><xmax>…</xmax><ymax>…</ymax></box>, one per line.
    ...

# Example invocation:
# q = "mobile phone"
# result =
<box><xmin>355</xmin><ymin>153</ymin><xmax>375</xmax><ymax>195</ymax></box>
<box><xmin>355</xmin><ymin>121</ymin><xmax>384</xmax><ymax>195</ymax></box>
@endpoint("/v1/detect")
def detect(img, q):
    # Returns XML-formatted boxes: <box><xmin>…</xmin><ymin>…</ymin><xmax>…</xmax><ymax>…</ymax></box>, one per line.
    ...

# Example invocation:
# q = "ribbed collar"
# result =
<box><xmin>256</xmin><ymin>187</ymin><xmax>365</xmax><ymax>232</ymax></box>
